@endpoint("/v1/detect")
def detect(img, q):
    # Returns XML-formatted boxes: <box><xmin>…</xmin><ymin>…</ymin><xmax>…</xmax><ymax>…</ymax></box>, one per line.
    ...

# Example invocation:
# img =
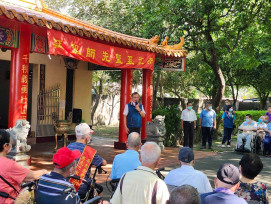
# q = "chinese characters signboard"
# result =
<box><xmin>20</xmin><ymin>55</ymin><xmax>29</xmax><ymax>120</ymax></box>
<box><xmin>47</xmin><ymin>30</ymin><xmax>155</xmax><ymax>70</ymax></box>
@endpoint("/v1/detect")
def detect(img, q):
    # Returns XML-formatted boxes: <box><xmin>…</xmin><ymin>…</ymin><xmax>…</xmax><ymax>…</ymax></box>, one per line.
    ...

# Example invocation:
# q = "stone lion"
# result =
<box><xmin>6</xmin><ymin>119</ymin><xmax>31</xmax><ymax>153</ymax></box>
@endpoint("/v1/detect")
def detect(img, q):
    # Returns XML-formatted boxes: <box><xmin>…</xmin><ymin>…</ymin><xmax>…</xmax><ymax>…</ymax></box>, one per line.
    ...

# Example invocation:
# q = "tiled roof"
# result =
<box><xmin>0</xmin><ymin>2</ymin><xmax>187</xmax><ymax>58</ymax></box>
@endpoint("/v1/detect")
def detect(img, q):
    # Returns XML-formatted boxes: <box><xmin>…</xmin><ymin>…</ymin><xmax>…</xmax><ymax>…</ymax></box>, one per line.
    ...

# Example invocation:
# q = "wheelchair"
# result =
<box><xmin>235</xmin><ymin>130</ymin><xmax>257</xmax><ymax>153</ymax></box>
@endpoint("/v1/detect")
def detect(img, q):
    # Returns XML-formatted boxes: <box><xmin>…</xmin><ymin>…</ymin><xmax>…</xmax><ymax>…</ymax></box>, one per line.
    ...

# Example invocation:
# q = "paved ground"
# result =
<box><xmin>27</xmin><ymin>137</ymin><xmax>271</xmax><ymax>200</ymax></box>
<box><xmin>165</xmin><ymin>150</ymin><xmax>271</xmax><ymax>188</ymax></box>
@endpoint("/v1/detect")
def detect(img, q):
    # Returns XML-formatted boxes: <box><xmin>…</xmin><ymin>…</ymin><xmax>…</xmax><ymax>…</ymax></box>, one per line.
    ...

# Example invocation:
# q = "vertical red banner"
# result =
<box><xmin>141</xmin><ymin>69</ymin><xmax>153</xmax><ymax>140</ymax></box>
<box><xmin>8</xmin><ymin>25</ymin><xmax>30</xmax><ymax>128</ymax></box>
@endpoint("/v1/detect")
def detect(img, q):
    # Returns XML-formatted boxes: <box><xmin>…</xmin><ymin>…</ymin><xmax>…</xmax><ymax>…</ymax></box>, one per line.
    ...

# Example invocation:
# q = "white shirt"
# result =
<box><xmin>110</xmin><ymin>166</ymin><xmax>169</xmax><ymax>204</ymax></box>
<box><xmin>123</xmin><ymin>102</ymin><xmax>146</xmax><ymax>116</ymax></box>
<box><xmin>181</xmin><ymin>109</ymin><xmax>197</xmax><ymax>122</ymax></box>
<box><xmin>164</xmin><ymin>165</ymin><xmax>212</xmax><ymax>194</ymax></box>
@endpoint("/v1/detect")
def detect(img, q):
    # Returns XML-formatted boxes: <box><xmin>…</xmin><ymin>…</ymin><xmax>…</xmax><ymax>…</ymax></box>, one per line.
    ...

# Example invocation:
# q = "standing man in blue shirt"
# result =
<box><xmin>111</xmin><ymin>132</ymin><xmax>141</xmax><ymax>180</ymax></box>
<box><xmin>123</xmin><ymin>92</ymin><xmax>146</xmax><ymax>135</ymax></box>
<box><xmin>199</xmin><ymin>101</ymin><xmax>216</xmax><ymax>149</ymax></box>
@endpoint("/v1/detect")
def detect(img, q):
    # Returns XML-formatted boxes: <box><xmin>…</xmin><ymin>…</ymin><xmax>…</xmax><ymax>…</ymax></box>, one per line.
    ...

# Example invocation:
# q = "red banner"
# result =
<box><xmin>47</xmin><ymin>30</ymin><xmax>155</xmax><ymax>70</ymax></box>
<box><xmin>69</xmin><ymin>146</ymin><xmax>97</xmax><ymax>192</ymax></box>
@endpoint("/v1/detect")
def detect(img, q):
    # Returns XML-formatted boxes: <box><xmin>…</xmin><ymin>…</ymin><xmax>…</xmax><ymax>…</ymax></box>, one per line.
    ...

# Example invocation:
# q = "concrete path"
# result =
<box><xmin>163</xmin><ymin>151</ymin><xmax>271</xmax><ymax>188</ymax></box>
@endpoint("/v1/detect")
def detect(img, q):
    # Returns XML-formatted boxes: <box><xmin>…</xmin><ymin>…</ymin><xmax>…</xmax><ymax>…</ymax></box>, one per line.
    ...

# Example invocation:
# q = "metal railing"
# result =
<box><xmin>36</xmin><ymin>85</ymin><xmax>60</xmax><ymax>136</ymax></box>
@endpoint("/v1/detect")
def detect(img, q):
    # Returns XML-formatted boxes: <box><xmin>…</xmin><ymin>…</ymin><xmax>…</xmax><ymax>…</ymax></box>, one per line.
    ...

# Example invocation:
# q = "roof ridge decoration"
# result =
<box><xmin>0</xmin><ymin>1</ymin><xmax>187</xmax><ymax>58</ymax></box>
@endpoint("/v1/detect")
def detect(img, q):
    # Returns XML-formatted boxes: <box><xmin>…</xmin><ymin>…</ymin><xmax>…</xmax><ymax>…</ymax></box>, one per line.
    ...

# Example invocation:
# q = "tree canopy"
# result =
<box><xmin>45</xmin><ymin>0</ymin><xmax>271</xmax><ymax>109</ymax></box>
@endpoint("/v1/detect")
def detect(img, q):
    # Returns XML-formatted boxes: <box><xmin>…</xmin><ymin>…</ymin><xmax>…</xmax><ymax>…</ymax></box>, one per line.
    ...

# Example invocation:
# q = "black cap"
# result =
<box><xmin>217</xmin><ymin>164</ymin><xmax>240</xmax><ymax>185</ymax></box>
<box><xmin>178</xmin><ymin>147</ymin><xmax>194</xmax><ymax>163</ymax></box>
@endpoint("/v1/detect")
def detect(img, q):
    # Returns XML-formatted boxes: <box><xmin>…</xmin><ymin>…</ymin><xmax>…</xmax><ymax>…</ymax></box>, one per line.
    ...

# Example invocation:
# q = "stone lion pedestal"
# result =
<box><xmin>145</xmin><ymin>115</ymin><xmax>166</xmax><ymax>150</ymax></box>
<box><xmin>6</xmin><ymin>119</ymin><xmax>32</xmax><ymax>167</ymax></box>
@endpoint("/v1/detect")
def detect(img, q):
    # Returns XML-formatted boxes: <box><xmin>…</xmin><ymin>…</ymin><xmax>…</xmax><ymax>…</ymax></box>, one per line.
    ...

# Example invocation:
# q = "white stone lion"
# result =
<box><xmin>6</xmin><ymin>119</ymin><xmax>31</xmax><ymax>153</ymax></box>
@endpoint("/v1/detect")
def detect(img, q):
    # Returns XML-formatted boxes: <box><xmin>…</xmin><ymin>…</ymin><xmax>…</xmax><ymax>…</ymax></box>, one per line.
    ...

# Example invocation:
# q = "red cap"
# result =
<box><xmin>53</xmin><ymin>147</ymin><xmax>81</xmax><ymax>169</ymax></box>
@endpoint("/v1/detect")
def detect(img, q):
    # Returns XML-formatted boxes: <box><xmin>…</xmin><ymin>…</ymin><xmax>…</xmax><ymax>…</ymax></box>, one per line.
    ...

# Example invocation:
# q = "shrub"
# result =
<box><xmin>153</xmin><ymin>105</ymin><xmax>182</xmax><ymax>147</ymax></box>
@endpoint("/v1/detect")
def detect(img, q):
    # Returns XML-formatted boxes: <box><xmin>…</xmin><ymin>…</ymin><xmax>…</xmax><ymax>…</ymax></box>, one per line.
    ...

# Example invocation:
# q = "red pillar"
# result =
<box><xmin>141</xmin><ymin>69</ymin><xmax>153</xmax><ymax>140</ymax></box>
<box><xmin>8</xmin><ymin>24</ymin><xmax>31</xmax><ymax>128</ymax></box>
<box><xmin>114</xmin><ymin>69</ymin><xmax>133</xmax><ymax>149</ymax></box>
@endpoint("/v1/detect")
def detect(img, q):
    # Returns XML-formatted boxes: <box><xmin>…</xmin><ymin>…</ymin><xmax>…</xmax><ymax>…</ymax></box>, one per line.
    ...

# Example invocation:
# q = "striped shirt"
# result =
<box><xmin>36</xmin><ymin>172</ymin><xmax>80</xmax><ymax>203</ymax></box>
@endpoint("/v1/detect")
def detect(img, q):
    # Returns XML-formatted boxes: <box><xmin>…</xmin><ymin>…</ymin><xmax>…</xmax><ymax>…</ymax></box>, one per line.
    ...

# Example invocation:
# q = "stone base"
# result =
<box><xmin>114</xmin><ymin>141</ymin><xmax>127</xmax><ymax>150</ymax></box>
<box><xmin>7</xmin><ymin>154</ymin><xmax>31</xmax><ymax>168</ymax></box>
<box><xmin>145</xmin><ymin>136</ymin><xmax>165</xmax><ymax>150</ymax></box>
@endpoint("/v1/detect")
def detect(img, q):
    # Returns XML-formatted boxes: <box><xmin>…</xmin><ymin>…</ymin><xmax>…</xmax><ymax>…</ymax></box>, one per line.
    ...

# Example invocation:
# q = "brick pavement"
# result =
<box><xmin>29</xmin><ymin>136</ymin><xmax>216</xmax><ymax>184</ymax></box>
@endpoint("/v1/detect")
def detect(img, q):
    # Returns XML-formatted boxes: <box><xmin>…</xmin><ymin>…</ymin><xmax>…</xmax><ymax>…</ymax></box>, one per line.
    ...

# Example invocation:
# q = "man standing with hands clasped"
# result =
<box><xmin>181</xmin><ymin>102</ymin><xmax>197</xmax><ymax>148</ymax></box>
<box><xmin>199</xmin><ymin>101</ymin><xmax>216</xmax><ymax>150</ymax></box>
<box><xmin>123</xmin><ymin>92</ymin><xmax>146</xmax><ymax>135</ymax></box>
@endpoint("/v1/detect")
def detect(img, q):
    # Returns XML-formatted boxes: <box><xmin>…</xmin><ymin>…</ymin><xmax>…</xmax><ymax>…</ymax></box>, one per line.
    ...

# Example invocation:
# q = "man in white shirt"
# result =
<box><xmin>110</xmin><ymin>142</ymin><xmax>169</xmax><ymax>204</ymax></box>
<box><xmin>181</xmin><ymin>102</ymin><xmax>197</xmax><ymax>148</ymax></box>
<box><xmin>123</xmin><ymin>92</ymin><xmax>146</xmax><ymax>135</ymax></box>
<box><xmin>164</xmin><ymin>147</ymin><xmax>213</xmax><ymax>194</ymax></box>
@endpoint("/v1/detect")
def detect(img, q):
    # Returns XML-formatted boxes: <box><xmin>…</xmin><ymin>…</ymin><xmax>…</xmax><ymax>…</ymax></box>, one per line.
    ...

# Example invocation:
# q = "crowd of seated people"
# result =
<box><xmin>0</xmin><ymin>122</ymin><xmax>270</xmax><ymax>204</ymax></box>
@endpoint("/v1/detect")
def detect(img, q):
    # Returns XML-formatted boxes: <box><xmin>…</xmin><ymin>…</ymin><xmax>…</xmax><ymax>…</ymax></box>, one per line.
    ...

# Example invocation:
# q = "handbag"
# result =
<box><xmin>233</xmin><ymin>124</ymin><xmax>236</xmax><ymax>129</ymax></box>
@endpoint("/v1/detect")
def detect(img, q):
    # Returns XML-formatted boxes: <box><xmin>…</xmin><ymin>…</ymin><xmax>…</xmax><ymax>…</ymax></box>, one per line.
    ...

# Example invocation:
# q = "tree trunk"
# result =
<box><xmin>205</xmin><ymin>29</ymin><xmax>226</xmax><ymax>113</ymax></box>
<box><xmin>260</xmin><ymin>94</ymin><xmax>269</xmax><ymax>110</ymax></box>
<box><xmin>153</xmin><ymin>71</ymin><xmax>161</xmax><ymax>110</ymax></box>
<box><xmin>90</xmin><ymin>78</ymin><xmax>103</xmax><ymax>125</ymax></box>
<box><xmin>108</xmin><ymin>95</ymin><xmax>115</xmax><ymax>125</ymax></box>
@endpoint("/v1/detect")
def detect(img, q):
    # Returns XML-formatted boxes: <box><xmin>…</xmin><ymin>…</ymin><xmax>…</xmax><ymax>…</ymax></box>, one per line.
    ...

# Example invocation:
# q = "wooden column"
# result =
<box><xmin>114</xmin><ymin>69</ymin><xmax>133</xmax><ymax>149</ymax></box>
<box><xmin>141</xmin><ymin>69</ymin><xmax>153</xmax><ymax>140</ymax></box>
<box><xmin>8</xmin><ymin>24</ymin><xmax>31</xmax><ymax>128</ymax></box>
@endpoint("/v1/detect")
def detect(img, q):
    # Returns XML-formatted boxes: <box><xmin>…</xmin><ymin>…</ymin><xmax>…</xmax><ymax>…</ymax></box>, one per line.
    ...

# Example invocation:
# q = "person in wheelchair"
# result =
<box><xmin>263</xmin><ymin>121</ymin><xmax>271</xmax><ymax>157</ymax></box>
<box><xmin>236</xmin><ymin>114</ymin><xmax>257</xmax><ymax>152</ymax></box>
<box><xmin>35</xmin><ymin>147</ymin><xmax>81</xmax><ymax>204</ymax></box>
<box><xmin>67</xmin><ymin>123</ymin><xmax>107</xmax><ymax>200</ymax></box>
<box><xmin>256</xmin><ymin>116</ymin><xmax>267</xmax><ymax>143</ymax></box>
<box><xmin>0</xmin><ymin>130</ymin><xmax>48</xmax><ymax>204</ymax></box>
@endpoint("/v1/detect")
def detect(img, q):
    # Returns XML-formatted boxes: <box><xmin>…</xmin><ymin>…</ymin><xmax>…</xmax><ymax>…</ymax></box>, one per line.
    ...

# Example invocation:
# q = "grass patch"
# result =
<box><xmin>92</xmin><ymin>126</ymin><xmax>119</xmax><ymax>139</ymax></box>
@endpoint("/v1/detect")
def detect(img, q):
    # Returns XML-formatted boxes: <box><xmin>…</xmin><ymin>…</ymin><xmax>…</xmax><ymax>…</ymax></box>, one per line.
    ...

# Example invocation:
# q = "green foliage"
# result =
<box><xmin>153</xmin><ymin>105</ymin><xmax>182</xmax><ymax>147</ymax></box>
<box><xmin>44</xmin><ymin>0</ymin><xmax>271</xmax><ymax>107</ymax></box>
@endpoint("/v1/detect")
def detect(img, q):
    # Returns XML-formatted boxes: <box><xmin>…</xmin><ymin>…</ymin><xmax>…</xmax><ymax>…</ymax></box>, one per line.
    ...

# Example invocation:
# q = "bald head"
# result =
<box><xmin>127</xmin><ymin>132</ymin><xmax>141</xmax><ymax>149</ymax></box>
<box><xmin>140</xmin><ymin>142</ymin><xmax>161</xmax><ymax>165</ymax></box>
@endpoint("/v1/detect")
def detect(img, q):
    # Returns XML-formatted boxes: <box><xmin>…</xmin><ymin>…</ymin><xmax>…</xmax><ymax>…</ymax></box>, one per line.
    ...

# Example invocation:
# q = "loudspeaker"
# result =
<box><xmin>73</xmin><ymin>109</ymin><xmax>82</xmax><ymax>123</ymax></box>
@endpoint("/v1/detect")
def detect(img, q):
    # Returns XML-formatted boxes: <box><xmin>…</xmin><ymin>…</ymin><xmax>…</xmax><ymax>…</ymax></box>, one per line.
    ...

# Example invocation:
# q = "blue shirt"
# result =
<box><xmin>164</xmin><ymin>165</ymin><xmax>212</xmax><ymax>194</ymax></box>
<box><xmin>36</xmin><ymin>172</ymin><xmax>80</xmax><ymax>203</ymax></box>
<box><xmin>110</xmin><ymin>150</ymin><xmax>141</xmax><ymax>179</ymax></box>
<box><xmin>67</xmin><ymin>142</ymin><xmax>104</xmax><ymax>194</ymax></box>
<box><xmin>200</xmin><ymin>109</ymin><xmax>216</xmax><ymax>128</ymax></box>
<box><xmin>266</xmin><ymin>122</ymin><xmax>271</xmax><ymax>131</ymax></box>
<box><xmin>222</xmin><ymin>112</ymin><xmax>235</xmax><ymax>128</ymax></box>
<box><xmin>201</xmin><ymin>188</ymin><xmax>247</xmax><ymax>204</ymax></box>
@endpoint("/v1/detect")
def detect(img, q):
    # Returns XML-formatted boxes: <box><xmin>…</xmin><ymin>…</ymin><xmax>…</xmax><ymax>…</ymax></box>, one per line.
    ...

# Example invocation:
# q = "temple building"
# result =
<box><xmin>0</xmin><ymin>0</ymin><xmax>187</xmax><ymax>148</ymax></box>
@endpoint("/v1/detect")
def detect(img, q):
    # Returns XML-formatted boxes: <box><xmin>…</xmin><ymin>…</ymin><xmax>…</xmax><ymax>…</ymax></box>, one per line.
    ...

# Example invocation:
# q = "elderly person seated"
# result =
<box><xmin>110</xmin><ymin>132</ymin><xmax>141</xmax><ymax>180</ymax></box>
<box><xmin>164</xmin><ymin>147</ymin><xmax>212</xmax><ymax>194</ymax></box>
<box><xmin>36</xmin><ymin>147</ymin><xmax>81</xmax><ymax>204</ymax></box>
<box><xmin>237</xmin><ymin>114</ymin><xmax>257</xmax><ymax>152</ymax></box>
<box><xmin>263</xmin><ymin>121</ymin><xmax>271</xmax><ymax>157</ymax></box>
<box><xmin>67</xmin><ymin>123</ymin><xmax>107</xmax><ymax>198</ymax></box>
<box><xmin>201</xmin><ymin>164</ymin><xmax>247</xmax><ymax>204</ymax></box>
<box><xmin>167</xmin><ymin>185</ymin><xmax>200</xmax><ymax>204</ymax></box>
<box><xmin>0</xmin><ymin>129</ymin><xmax>47</xmax><ymax>204</ymax></box>
<box><xmin>110</xmin><ymin>142</ymin><xmax>169</xmax><ymax>204</ymax></box>
<box><xmin>236</xmin><ymin>153</ymin><xmax>268</xmax><ymax>203</ymax></box>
